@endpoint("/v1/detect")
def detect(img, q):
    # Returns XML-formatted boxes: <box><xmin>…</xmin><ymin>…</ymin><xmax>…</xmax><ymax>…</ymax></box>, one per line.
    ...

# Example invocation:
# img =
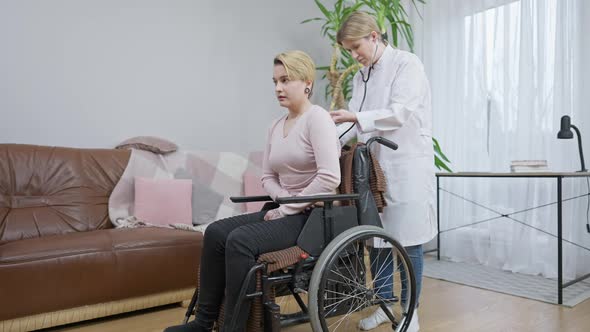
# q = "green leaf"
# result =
<box><xmin>300</xmin><ymin>18</ymin><xmax>323</xmax><ymax>24</ymax></box>
<box><xmin>435</xmin><ymin>156</ymin><xmax>453</xmax><ymax>172</ymax></box>
<box><xmin>435</xmin><ymin>147</ymin><xmax>451</xmax><ymax>163</ymax></box>
<box><xmin>432</xmin><ymin>138</ymin><xmax>451</xmax><ymax>163</ymax></box>
<box><xmin>314</xmin><ymin>0</ymin><xmax>332</xmax><ymax>19</ymax></box>
<box><xmin>435</xmin><ymin>148</ymin><xmax>451</xmax><ymax>163</ymax></box>
<box><xmin>392</xmin><ymin>0</ymin><xmax>401</xmax><ymax>13</ymax></box>
<box><xmin>432</xmin><ymin>137</ymin><xmax>441</xmax><ymax>149</ymax></box>
<box><xmin>411</xmin><ymin>0</ymin><xmax>425</xmax><ymax>20</ymax></box>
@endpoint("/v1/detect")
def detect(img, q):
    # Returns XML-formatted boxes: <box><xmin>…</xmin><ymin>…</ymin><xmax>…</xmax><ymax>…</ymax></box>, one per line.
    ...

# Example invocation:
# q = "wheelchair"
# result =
<box><xmin>182</xmin><ymin>137</ymin><xmax>416</xmax><ymax>332</ymax></box>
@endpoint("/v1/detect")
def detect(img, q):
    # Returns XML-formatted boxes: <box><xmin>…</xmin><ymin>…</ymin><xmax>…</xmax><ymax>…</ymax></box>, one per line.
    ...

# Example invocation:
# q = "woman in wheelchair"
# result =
<box><xmin>164</xmin><ymin>50</ymin><xmax>341</xmax><ymax>332</ymax></box>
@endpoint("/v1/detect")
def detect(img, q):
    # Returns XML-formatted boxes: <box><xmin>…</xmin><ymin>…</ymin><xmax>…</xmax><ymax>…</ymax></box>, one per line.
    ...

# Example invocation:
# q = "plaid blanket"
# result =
<box><xmin>109</xmin><ymin>149</ymin><xmax>260</xmax><ymax>228</ymax></box>
<box><xmin>115</xmin><ymin>215</ymin><xmax>208</xmax><ymax>232</ymax></box>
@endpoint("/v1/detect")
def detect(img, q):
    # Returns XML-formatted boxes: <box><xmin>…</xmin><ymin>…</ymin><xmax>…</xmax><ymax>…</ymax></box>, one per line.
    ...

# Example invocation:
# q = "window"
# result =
<box><xmin>463</xmin><ymin>0</ymin><xmax>558</xmax><ymax>138</ymax></box>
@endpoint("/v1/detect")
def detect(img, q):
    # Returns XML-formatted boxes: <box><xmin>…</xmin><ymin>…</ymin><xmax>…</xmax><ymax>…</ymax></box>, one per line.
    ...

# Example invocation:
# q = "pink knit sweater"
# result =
<box><xmin>261</xmin><ymin>105</ymin><xmax>341</xmax><ymax>215</ymax></box>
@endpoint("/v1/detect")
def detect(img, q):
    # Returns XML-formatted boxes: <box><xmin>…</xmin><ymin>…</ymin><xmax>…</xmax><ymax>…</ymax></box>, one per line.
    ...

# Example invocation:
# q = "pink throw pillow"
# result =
<box><xmin>134</xmin><ymin>177</ymin><xmax>193</xmax><ymax>226</ymax></box>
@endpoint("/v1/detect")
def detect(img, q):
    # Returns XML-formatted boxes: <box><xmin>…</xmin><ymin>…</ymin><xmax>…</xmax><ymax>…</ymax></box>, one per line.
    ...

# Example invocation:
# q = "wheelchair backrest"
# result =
<box><xmin>346</xmin><ymin>143</ymin><xmax>384</xmax><ymax>228</ymax></box>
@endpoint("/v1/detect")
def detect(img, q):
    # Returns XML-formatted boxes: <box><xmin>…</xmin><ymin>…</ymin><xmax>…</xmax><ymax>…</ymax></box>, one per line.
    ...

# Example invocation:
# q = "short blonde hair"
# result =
<box><xmin>273</xmin><ymin>50</ymin><xmax>316</xmax><ymax>84</ymax></box>
<box><xmin>337</xmin><ymin>11</ymin><xmax>383</xmax><ymax>45</ymax></box>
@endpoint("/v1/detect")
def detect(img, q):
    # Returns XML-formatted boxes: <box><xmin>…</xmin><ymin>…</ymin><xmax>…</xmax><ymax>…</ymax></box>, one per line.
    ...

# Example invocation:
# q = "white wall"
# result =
<box><xmin>0</xmin><ymin>0</ymin><xmax>333</xmax><ymax>152</ymax></box>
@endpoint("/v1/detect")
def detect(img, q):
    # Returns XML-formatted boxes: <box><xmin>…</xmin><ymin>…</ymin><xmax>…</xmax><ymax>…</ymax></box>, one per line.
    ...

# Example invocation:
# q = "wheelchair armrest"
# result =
<box><xmin>275</xmin><ymin>193</ymin><xmax>359</xmax><ymax>204</ymax></box>
<box><xmin>230</xmin><ymin>195</ymin><xmax>273</xmax><ymax>203</ymax></box>
<box><xmin>367</xmin><ymin>136</ymin><xmax>398</xmax><ymax>150</ymax></box>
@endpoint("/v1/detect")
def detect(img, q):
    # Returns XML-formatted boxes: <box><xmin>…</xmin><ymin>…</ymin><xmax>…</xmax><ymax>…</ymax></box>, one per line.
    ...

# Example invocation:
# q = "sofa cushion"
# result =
<box><xmin>0</xmin><ymin>145</ymin><xmax>131</xmax><ymax>244</ymax></box>
<box><xmin>0</xmin><ymin>228</ymin><xmax>202</xmax><ymax>321</ymax></box>
<box><xmin>0</xmin><ymin>229</ymin><xmax>112</xmax><ymax>264</ymax></box>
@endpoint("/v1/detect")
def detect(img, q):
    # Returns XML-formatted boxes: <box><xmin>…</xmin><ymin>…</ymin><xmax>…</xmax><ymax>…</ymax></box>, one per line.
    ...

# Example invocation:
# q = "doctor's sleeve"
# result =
<box><xmin>336</xmin><ymin>123</ymin><xmax>357</xmax><ymax>147</ymax></box>
<box><xmin>355</xmin><ymin>59</ymin><xmax>430</xmax><ymax>133</ymax></box>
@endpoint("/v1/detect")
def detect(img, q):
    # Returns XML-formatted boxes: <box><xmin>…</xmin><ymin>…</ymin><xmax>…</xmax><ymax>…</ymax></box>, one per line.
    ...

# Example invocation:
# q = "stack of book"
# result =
<box><xmin>510</xmin><ymin>160</ymin><xmax>548</xmax><ymax>172</ymax></box>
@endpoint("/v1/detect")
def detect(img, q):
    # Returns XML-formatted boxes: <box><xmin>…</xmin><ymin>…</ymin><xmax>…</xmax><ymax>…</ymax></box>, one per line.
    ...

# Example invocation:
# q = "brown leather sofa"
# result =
<box><xmin>0</xmin><ymin>144</ymin><xmax>203</xmax><ymax>331</ymax></box>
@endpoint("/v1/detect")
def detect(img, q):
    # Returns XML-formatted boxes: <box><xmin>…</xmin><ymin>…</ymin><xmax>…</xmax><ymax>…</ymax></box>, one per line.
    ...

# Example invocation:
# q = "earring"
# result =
<box><xmin>305</xmin><ymin>87</ymin><xmax>311</xmax><ymax>94</ymax></box>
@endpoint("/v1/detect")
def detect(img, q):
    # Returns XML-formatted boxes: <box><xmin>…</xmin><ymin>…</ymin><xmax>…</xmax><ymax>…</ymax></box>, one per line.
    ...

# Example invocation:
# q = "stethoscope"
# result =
<box><xmin>339</xmin><ymin>39</ymin><xmax>380</xmax><ymax>140</ymax></box>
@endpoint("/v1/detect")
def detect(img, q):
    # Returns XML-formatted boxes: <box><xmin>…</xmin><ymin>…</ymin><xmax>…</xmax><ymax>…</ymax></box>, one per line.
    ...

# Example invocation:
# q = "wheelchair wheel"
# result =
<box><xmin>308</xmin><ymin>226</ymin><xmax>416</xmax><ymax>332</ymax></box>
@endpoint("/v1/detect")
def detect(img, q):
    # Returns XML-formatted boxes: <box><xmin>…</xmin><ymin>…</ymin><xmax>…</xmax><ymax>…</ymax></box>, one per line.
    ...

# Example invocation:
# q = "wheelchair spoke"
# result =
<box><xmin>328</xmin><ymin>268</ymin><xmax>368</xmax><ymax>291</ymax></box>
<box><xmin>371</xmin><ymin>271</ymin><xmax>396</xmax><ymax>291</ymax></box>
<box><xmin>327</xmin><ymin>294</ymin><xmax>370</xmax><ymax>331</ymax></box>
<box><xmin>327</xmin><ymin>266</ymin><xmax>362</xmax><ymax>287</ymax></box>
<box><xmin>370</xmin><ymin>247</ymin><xmax>393</xmax><ymax>278</ymax></box>
<box><xmin>326</xmin><ymin>276</ymin><xmax>357</xmax><ymax>290</ymax></box>
<box><xmin>371</xmin><ymin>269</ymin><xmax>393</xmax><ymax>295</ymax></box>
<box><xmin>323</xmin><ymin>287</ymin><xmax>365</xmax><ymax>302</ymax></box>
<box><xmin>323</xmin><ymin>285</ymin><xmax>367</xmax><ymax>311</ymax></box>
<box><xmin>341</xmin><ymin>254</ymin><xmax>362</xmax><ymax>286</ymax></box>
<box><xmin>323</xmin><ymin>286</ymin><xmax>366</xmax><ymax>309</ymax></box>
<box><xmin>370</xmin><ymin>248</ymin><xmax>394</xmax><ymax>287</ymax></box>
<box><xmin>349</xmin><ymin>243</ymin><xmax>367</xmax><ymax>279</ymax></box>
<box><xmin>323</xmin><ymin>288</ymin><xmax>366</xmax><ymax>308</ymax></box>
<box><xmin>327</xmin><ymin>296</ymin><xmax>364</xmax><ymax>326</ymax></box>
<box><xmin>341</xmin><ymin>246</ymin><xmax>365</xmax><ymax>285</ymax></box>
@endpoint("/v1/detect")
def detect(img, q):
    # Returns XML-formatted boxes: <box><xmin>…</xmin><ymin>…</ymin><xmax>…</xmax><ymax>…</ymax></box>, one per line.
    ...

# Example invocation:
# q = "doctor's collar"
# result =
<box><xmin>370</xmin><ymin>44</ymin><xmax>394</xmax><ymax>70</ymax></box>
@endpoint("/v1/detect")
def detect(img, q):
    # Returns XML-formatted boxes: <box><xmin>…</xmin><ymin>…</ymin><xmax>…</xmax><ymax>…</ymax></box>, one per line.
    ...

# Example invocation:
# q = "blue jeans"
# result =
<box><xmin>369</xmin><ymin>245</ymin><xmax>423</xmax><ymax>306</ymax></box>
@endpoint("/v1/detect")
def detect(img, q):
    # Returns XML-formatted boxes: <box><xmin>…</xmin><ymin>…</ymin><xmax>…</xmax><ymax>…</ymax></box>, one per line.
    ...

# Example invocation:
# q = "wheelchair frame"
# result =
<box><xmin>183</xmin><ymin>137</ymin><xmax>416</xmax><ymax>332</ymax></box>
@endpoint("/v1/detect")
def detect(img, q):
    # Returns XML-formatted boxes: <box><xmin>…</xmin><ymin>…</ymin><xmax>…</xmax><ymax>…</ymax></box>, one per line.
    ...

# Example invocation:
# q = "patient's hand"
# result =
<box><xmin>264</xmin><ymin>208</ymin><xmax>284</xmax><ymax>221</ymax></box>
<box><xmin>311</xmin><ymin>200</ymin><xmax>341</xmax><ymax>208</ymax></box>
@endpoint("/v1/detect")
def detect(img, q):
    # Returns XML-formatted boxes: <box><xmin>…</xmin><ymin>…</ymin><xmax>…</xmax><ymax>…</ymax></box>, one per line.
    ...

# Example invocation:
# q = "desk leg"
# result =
<box><xmin>557</xmin><ymin>176</ymin><xmax>563</xmax><ymax>305</ymax></box>
<box><xmin>437</xmin><ymin>176</ymin><xmax>441</xmax><ymax>260</ymax></box>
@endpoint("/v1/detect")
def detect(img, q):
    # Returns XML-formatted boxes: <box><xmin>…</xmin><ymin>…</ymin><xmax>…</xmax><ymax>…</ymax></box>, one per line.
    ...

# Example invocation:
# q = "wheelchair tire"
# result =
<box><xmin>308</xmin><ymin>225</ymin><xmax>416</xmax><ymax>332</ymax></box>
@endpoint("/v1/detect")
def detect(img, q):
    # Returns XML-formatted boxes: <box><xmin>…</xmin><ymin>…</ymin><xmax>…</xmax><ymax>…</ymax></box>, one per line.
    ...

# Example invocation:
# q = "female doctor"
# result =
<box><xmin>332</xmin><ymin>11</ymin><xmax>437</xmax><ymax>332</ymax></box>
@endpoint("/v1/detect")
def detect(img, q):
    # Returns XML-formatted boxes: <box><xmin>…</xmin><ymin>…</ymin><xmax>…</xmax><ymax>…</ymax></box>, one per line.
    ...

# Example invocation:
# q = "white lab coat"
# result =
<box><xmin>338</xmin><ymin>45</ymin><xmax>437</xmax><ymax>247</ymax></box>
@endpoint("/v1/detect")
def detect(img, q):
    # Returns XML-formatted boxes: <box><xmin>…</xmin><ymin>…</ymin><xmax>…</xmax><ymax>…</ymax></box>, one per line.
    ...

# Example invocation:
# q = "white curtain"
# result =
<box><xmin>406</xmin><ymin>0</ymin><xmax>590</xmax><ymax>280</ymax></box>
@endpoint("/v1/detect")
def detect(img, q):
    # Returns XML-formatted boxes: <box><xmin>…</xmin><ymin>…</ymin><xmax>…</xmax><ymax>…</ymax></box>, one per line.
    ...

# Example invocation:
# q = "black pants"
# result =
<box><xmin>194</xmin><ymin>210</ymin><xmax>308</xmax><ymax>332</ymax></box>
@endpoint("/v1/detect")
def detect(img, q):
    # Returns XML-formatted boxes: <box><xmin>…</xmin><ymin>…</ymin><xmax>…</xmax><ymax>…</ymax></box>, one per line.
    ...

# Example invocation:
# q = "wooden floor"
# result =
<box><xmin>46</xmin><ymin>277</ymin><xmax>590</xmax><ymax>332</ymax></box>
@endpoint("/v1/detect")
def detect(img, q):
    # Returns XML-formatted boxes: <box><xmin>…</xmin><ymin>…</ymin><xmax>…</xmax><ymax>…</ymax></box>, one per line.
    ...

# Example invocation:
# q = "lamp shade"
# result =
<box><xmin>557</xmin><ymin>115</ymin><xmax>574</xmax><ymax>139</ymax></box>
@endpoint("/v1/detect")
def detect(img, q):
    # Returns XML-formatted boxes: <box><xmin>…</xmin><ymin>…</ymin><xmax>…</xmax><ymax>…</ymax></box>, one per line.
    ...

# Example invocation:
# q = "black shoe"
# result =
<box><xmin>163</xmin><ymin>319</ymin><xmax>211</xmax><ymax>332</ymax></box>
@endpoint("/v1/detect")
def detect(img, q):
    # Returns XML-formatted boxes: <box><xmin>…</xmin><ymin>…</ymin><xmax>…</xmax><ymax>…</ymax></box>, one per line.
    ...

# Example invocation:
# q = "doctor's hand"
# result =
<box><xmin>330</xmin><ymin>110</ymin><xmax>357</xmax><ymax>124</ymax></box>
<box><xmin>263</xmin><ymin>208</ymin><xmax>284</xmax><ymax>221</ymax></box>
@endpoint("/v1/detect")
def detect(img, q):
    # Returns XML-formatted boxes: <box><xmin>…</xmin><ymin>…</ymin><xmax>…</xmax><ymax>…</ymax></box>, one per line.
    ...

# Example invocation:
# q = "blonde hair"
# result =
<box><xmin>337</xmin><ymin>11</ymin><xmax>385</xmax><ymax>45</ymax></box>
<box><xmin>274</xmin><ymin>50</ymin><xmax>316</xmax><ymax>96</ymax></box>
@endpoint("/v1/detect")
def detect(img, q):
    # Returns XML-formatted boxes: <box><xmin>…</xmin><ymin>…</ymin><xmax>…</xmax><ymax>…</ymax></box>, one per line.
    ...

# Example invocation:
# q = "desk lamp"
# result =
<box><xmin>557</xmin><ymin>115</ymin><xmax>587</xmax><ymax>172</ymax></box>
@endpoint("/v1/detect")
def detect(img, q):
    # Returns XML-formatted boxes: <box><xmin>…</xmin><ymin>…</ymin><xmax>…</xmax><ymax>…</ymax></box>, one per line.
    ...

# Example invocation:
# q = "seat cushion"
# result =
<box><xmin>0</xmin><ymin>228</ymin><xmax>202</xmax><ymax>320</ymax></box>
<box><xmin>0</xmin><ymin>229</ymin><xmax>112</xmax><ymax>264</ymax></box>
